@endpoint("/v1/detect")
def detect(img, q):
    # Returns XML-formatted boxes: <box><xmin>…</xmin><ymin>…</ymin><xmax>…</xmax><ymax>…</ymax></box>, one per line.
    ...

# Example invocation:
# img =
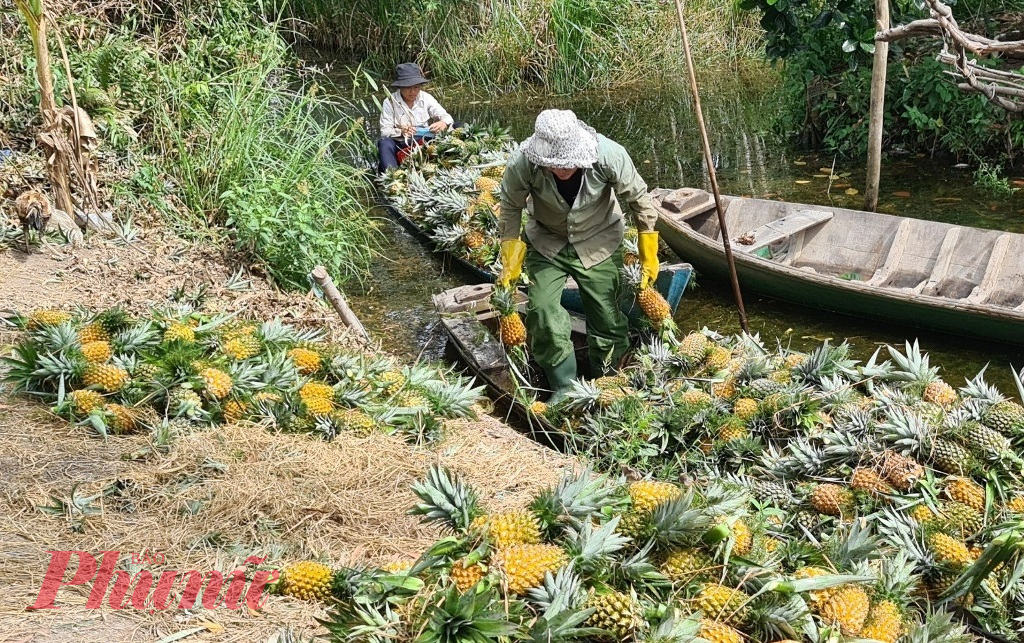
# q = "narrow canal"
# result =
<box><xmin>332</xmin><ymin>66</ymin><xmax>1024</xmax><ymax>393</ymax></box>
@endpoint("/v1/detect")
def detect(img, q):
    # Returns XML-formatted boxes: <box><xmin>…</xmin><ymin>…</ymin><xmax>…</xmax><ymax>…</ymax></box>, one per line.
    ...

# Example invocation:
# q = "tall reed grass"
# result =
<box><xmin>277</xmin><ymin>0</ymin><xmax>765</xmax><ymax>93</ymax></box>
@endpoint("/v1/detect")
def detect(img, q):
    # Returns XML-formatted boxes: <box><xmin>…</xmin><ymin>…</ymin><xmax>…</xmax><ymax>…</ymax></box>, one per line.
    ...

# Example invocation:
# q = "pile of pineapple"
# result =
<box><xmin>281</xmin><ymin>464</ymin><xmax>984</xmax><ymax>643</ymax></box>
<box><xmin>516</xmin><ymin>328</ymin><xmax>1024</xmax><ymax>638</ymax></box>
<box><xmin>382</xmin><ymin>124</ymin><xmax>516</xmax><ymax>272</ymax></box>
<box><xmin>2</xmin><ymin>308</ymin><xmax>483</xmax><ymax>440</ymax></box>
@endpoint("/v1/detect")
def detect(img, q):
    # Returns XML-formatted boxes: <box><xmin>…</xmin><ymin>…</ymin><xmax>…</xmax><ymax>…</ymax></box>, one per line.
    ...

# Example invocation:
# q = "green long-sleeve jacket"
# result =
<box><xmin>498</xmin><ymin>134</ymin><xmax>659</xmax><ymax>269</ymax></box>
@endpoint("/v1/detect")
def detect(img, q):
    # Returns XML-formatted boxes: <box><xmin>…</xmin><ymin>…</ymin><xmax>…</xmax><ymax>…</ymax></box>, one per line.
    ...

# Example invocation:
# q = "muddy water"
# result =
<box><xmin>331</xmin><ymin>70</ymin><xmax>1024</xmax><ymax>394</ymax></box>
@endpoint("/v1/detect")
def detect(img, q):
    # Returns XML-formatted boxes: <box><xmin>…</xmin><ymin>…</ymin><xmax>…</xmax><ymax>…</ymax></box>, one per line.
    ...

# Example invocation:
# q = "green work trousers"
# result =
<box><xmin>525</xmin><ymin>243</ymin><xmax>628</xmax><ymax>376</ymax></box>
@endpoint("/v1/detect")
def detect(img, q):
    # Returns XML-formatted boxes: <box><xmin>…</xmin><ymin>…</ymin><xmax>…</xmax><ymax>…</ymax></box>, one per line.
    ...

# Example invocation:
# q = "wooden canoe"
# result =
<box><xmin>382</xmin><ymin>198</ymin><xmax>691</xmax><ymax>322</ymax></box>
<box><xmin>652</xmin><ymin>187</ymin><xmax>1024</xmax><ymax>346</ymax></box>
<box><xmin>432</xmin><ymin>263</ymin><xmax>693</xmax><ymax>439</ymax></box>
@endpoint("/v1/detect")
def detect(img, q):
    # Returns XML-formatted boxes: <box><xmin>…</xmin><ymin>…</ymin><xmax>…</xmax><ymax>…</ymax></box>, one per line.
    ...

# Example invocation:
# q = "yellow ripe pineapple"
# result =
<box><xmin>706</xmin><ymin>346</ymin><xmax>731</xmax><ymax>372</ymax></box>
<box><xmin>223</xmin><ymin>399</ymin><xmax>248</xmax><ymax>424</ymax></box>
<box><xmin>28</xmin><ymin>309</ymin><xmax>72</xmax><ymax>328</ymax></box>
<box><xmin>810</xmin><ymin>483</ymin><xmax>854</xmax><ymax>516</ymax></box>
<box><xmin>910</xmin><ymin>503</ymin><xmax>939</xmax><ymax>524</ymax></box>
<box><xmin>661</xmin><ymin>547</ymin><xmax>713</xmax><ymax>583</ymax></box>
<box><xmin>492</xmin><ymin>543</ymin><xmax>567</xmax><ymax>594</ymax></box>
<box><xmin>475</xmin><ymin>190</ymin><xmax>498</xmax><ymax>209</ymax></box>
<box><xmin>694</xmin><ymin>582</ymin><xmax>750</xmax><ymax>626</ymax></box>
<box><xmin>733</xmin><ymin>398</ymin><xmax>758</xmax><ymax>421</ymax></box>
<box><xmin>711</xmin><ymin>377</ymin><xmax>737</xmax><ymax>400</ymax></box>
<box><xmin>199</xmin><ymin>367</ymin><xmax>233</xmax><ymax>399</ymax></box>
<box><xmin>475</xmin><ymin>175</ymin><xmax>500</xmax><ymax>194</ymax></box>
<box><xmin>449</xmin><ymin>559</ymin><xmax>486</xmax><ymax>592</ymax></box>
<box><xmin>637</xmin><ymin>286</ymin><xmax>672</xmax><ymax>329</ymax></box>
<box><xmin>463</xmin><ymin>228</ymin><xmax>486</xmax><ymax>250</ymax></box>
<box><xmin>381</xmin><ymin>560</ymin><xmax>415</xmax><ymax>574</ymax></box>
<box><xmin>698</xmin><ymin>619</ymin><xmax>743</xmax><ymax>643</ymax></box>
<box><xmin>304</xmin><ymin>395</ymin><xmax>334</xmax><ymax>417</ymax></box>
<box><xmin>792</xmin><ymin>566</ymin><xmax>836</xmax><ymax>609</ymax></box>
<box><xmin>491</xmin><ymin>287</ymin><xmax>526</xmax><ymax>347</ymax></box>
<box><xmin>163</xmin><ymin>321</ymin><xmax>195</xmax><ymax>343</ymax></box>
<box><xmin>783</xmin><ymin>353</ymin><xmax>806</xmax><ymax>369</ymax></box>
<box><xmin>850</xmin><ymin>468</ymin><xmax>893</xmax><ymax>497</ymax></box>
<box><xmin>594</xmin><ymin>375</ymin><xmax>630</xmax><ymax>408</ymax></box>
<box><xmin>254</xmin><ymin>391</ymin><xmax>283</xmax><ymax>404</ymax></box>
<box><xmin>945</xmin><ymin>477</ymin><xmax>985</xmax><ymax>512</ymax></box>
<box><xmin>281</xmin><ymin>561</ymin><xmax>333</xmax><ymax>601</ymax></box>
<box><xmin>585</xmin><ymin>590</ymin><xmax>643</xmax><ymax>640</ymax></box>
<box><xmin>678</xmin><ymin>332</ymin><xmax>709</xmax><ymax>362</ymax></box>
<box><xmin>679</xmin><ymin>388</ymin><xmax>712</xmax><ymax>407</ymax></box>
<box><xmin>334</xmin><ymin>408</ymin><xmax>376</xmax><ymax>436</ymax></box>
<box><xmin>717</xmin><ymin>417</ymin><xmax>749</xmax><ymax>442</ymax></box>
<box><xmin>68</xmin><ymin>389</ymin><xmax>105</xmax><ymax>415</ymax></box>
<box><xmin>223</xmin><ymin>336</ymin><xmax>260</xmax><ymax>360</ymax></box>
<box><xmin>528</xmin><ymin>400</ymin><xmax>548</xmax><ymax>416</ymax></box>
<box><xmin>288</xmin><ymin>347</ymin><xmax>322</xmax><ymax>375</ymax></box>
<box><xmin>628</xmin><ymin>480</ymin><xmax>682</xmax><ymax>514</ymax></box>
<box><xmin>379</xmin><ymin>370</ymin><xmax>405</xmax><ymax>396</ymax></box>
<box><xmin>820</xmin><ymin>584</ymin><xmax>870</xmax><ymax>635</ymax></box>
<box><xmin>717</xmin><ymin>517</ymin><xmax>753</xmax><ymax>556</ymax></box>
<box><xmin>83</xmin><ymin>363</ymin><xmax>130</xmax><ymax>392</ymax></box>
<box><xmin>300</xmin><ymin>381</ymin><xmax>335</xmax><ymax>403</ymax></box>
<box><xmin>104</xmin><ymin>403</ymin><xmax>138</xmax><ymax>434</ymax></box>
<box><xmin>879</xmin><ymin>450</ymin><xmax>924</xmax><ymax>491</ymax></box>
<box><xmin>77</xmin><ymin>322</ymin><xmax>110</xmax><ymax>344</ymax></box>
<box><xmin>860</xmin><ymin>600</ymin><xmax>905</xmax><ymax>643</ymax></box>
<box><xmin>470</xmin><ymin>510</ymin><xmax>542</xmax><ymax>548</ymax></box>
<box><xmin>928</xmin><ymin>532</ymin><xmax>974</xmax><ymax>567</ymax></box>
<box><xmin>768</xmin><ymin>369</ymin><xmax>791</xmax><ymax>384</ymax></box>
<box><xmin>923</xmin><ymin>379</ymin><xmax>958</xmax><ymax>407</ymax></box>
<box><xmin>1006</xmin><ymin>495</ymin><xmax>1024</xmax><ymax>513</ymax></box>
<box><xmin>81</xmin><ymin>340</ymin><xmax>112</xmax><ymax>364</ymax></box>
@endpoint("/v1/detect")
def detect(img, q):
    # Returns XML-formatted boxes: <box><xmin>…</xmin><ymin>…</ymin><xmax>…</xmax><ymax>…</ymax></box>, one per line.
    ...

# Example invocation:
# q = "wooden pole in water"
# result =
<box><xmin>864</xmin><ymin>0</ymin><xmax>890</xmax><ymax>211</ymax></box>
<box><xmin>311</xmin><ymin>266</ymin><xmax>370</xmax><ymax>342</ymax></box>
<box><xmin>671</xmin><ymin>0</ymin><xmax>748</xmax><ymax>333</ymax></box>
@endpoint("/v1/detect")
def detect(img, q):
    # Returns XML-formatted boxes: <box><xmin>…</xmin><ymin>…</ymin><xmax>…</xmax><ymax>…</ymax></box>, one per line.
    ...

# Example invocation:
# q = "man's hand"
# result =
<box><xmin>428</xmin><ymin>120</ymin><xmax>448</xmax><ymax>134</ymax></box>
<box><xmin>497</xmin><ymin>239</ymin><xmax>527</xmax><ymax>288</ymax></box>
<box><xmin>400</xmin><ymin>124</ymin><xmax>416</xmax><ymax>138</ymax></box>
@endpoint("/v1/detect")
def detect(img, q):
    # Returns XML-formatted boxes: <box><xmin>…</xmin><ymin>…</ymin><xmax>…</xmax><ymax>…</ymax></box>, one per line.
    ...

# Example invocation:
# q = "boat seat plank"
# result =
<box><xmin>917</xmin><ymin>227</ymin><xmax>962</xmax><ymax>295</ymax></box>
<box><xmin>967</xmin><ymin>233</ymin><xmax>1013</xmax><ymax>304</ymax></box>
<box><xmin>867</xmin><ymin>219</ymin><xmax>913</xmax><ymax>286</ymax></box>
<box><xmin>733</xmin><ymin>209</ymin><xmax>833</xmax><ymax>254</ymax></box>
<box><xmin>654</xmin><ymin>188</ymin><xmax>715</xmax><ymax>221</ymax></box>
<box><xmin>443</xmin><ymin>316</ymin><xmax>510</xmax><ymax>375</ymax></box>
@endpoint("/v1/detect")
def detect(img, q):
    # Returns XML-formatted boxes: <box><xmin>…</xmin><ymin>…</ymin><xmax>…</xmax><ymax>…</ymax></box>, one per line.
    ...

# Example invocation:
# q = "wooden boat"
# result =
<box><xmin>382</xmin><ymin>197</ymin><xmax>691</xmax><ymax>321</ymax></box>
<box><xmin>652</xmin><ymin>187</ymin><xmax>1024</xmax><ymax>346</ymax></box>
<box><xmin>432</xmin><ymin>263</ymin><xmax>693</xmax><ymax>441</ymax></box>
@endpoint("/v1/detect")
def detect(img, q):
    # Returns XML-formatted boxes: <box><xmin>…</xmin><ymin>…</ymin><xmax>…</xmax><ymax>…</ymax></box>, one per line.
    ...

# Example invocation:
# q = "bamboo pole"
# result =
<box><xmin>671</xmin><ymin>0</ymin><xmax>748</xmax><ymax>333</ymax></box>
<box><xmin>864</xmin><ymin>0</ymin><xmax>890</xmax><ymax>211</ymax></box>
<box><xmin>310</xmin><ymin>266</ymin><xmax>370</xmax><ymax>342</ymax></box>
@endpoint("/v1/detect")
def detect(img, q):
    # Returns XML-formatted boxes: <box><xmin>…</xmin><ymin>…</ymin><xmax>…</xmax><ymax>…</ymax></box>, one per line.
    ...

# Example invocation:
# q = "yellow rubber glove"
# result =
<box><xmin>637</xmin><ymin>230</ymin><xmax>660</xmax><ymax>289</ymax></box>
<box><xmin>497</xmin><ymin>239</ymin><xmax>527</xmax><ymax>287</ymax></box>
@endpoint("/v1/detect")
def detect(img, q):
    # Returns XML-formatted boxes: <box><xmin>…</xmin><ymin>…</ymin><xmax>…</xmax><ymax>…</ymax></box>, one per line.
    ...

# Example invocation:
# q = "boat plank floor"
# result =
<box><xmin>732</xmin><ymin>209</ymin><xmax>834</xmax><ymax>254</ymax></box>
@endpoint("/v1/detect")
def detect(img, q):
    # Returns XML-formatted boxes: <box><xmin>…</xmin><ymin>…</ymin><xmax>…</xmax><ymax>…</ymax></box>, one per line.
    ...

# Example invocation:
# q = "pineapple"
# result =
<box><xmin>593</xmin><ymin>375</ymin><xmax>629</xmax><ymax>408</ymax></box>
<box><xmin>68</xmin><ymin>389</ymin><xmax>104</xmax><ymax>415</ymax></box>
<box><xmin>379</xmin><ymin>370</ymin><xmax>406</xmax><ymax>396</ymax></box>
<box><xmin>299</xmin><ymin>381</ymin><xmax>335</xmax><ymax>402</ymax></box>
<box><xmin>223</xmin><ymin>336</ymin><xmax>260</xmax><ymax>360</ymax></box>
<box><xmin>820</xmin><ymin>584</ymin><xmax>871</xmax><ymax>635</ymax></box>
<box><xmin>728</xmin><ymin>518</ymin><xmax>753</xmax><ymax>556</ymax></box>
<box><xmin>889</xmin><ymin>340</ymin><xmax>951</xmax><ymax>405</ymax></box>
<box><xmin>783</xmin><ymin>353</ymin><xmax>806</xmax><ymax>369</ymax></box>
<box><xmin>104</xmin><ymin>403</ymin><xmax>137</xmax><ymax>434</ymax></box>
<box><xmin>1006</xmin><ymin>495</ymin><xmax>1024</xmax><ymax>513</ymax></box>
<box><xmin>77</xmin><ymin>322</ymin><xmax>110</xmax><ymax>343</ymax></box>
<box><xmin>463</xmin><ymin>228</ymin><xmax>485</xmax><ymax>250</ymax></box>
<box><xmin>706</xmin><ymin>346</ymin><xmax>731</xmax><ymax>372</ymax></box>
<box><xmin>334</xmin><ymin>408</ymin><xmax>375</xmax><ymax>436</ymax></box>
<box><xmin>850</xmin><ymin>468</ymin><xmax>893</xmax><ymax>497</ymax></box>
<box><xmin>304</xmin><ymin>396</ymin><xmax>334</xmax><ymax>417</ymax></box>
<box><xmin>940</xmin><ymin>501</ymin><xmax>984</xmax><ymax>537</ymax></box>
<box><xmin>395</xmin><ymin>390</ymin><xmax>429</xmax><ymax>408</ymax></box>
<box><xmin>661</xmin><ymin>547</ymin><xmax>713</xmax><ymax>583</ymax></box>
<box><xmin>983</xmin><ymin>400</ymin><xmax>1024</xmax><ymax>435</ymax></box>
<box><xmin>711</xmin><ymin>377</ymin><xmax>738</xmax><ymax>400</ymax></box>
<box><xmin>28</xmin><ymin>309</ymin><xmax>71</xmax><ymax>328</ymax></box>
<box><xmin>475</xmin><ymin>175</ymin><xmax>500</xmax><ymax>194</ymax></box>
<box><xmin>717</xmin><ymin>417</ymin><xmax>749</xmax><ymax>442</ymax></box>
<box><xmin>470</xmin><ymin>510</ymin><xmax>542</xmax><ymax>548</ymax></box>
<box><xmin>878</xmin><ymin>451</ymin><xmax>924</xmax><ymax>491</ymax></box>
<box><xmin>82</xmin><ymin>363</ymin><xmax>129</xmax><ymax>392</ymax></box>
<box><xmin>163</xmin><ymin>321</ymin><xmax>195</xmax><ymax>343</ymax></box>
<box><xmin>792</xmin><ymin>566</ymin><xmax>835</xmax><ymax>609</ymax></box>
<box><xmin>223</xmin><ymin>399</ymin><xmax>248</xmax><ymax>424</ymax></box>
<box><xmin>449</xmin><ymin>558</ymin><xmax>485</xmax><ymax>592</ymax></box>
<box><xmin>281</xmin><ymin>561</ymin><xmax>333</xmax><ymax>601</ymax></box>
<box><xmin>380</xmin><ymin>560</ymin><xmax>414</xmax><ymax>574</ymax></box>
<box><xmin>528</xmin><ymin>400</ymin><xmax>548</xmax><ymax>416</ymax></box>
<box><xmin>80</xmin><ymin>341</ymin><xmax>112</xmax><ymax>364</ymax></box>
<box><xmin>961</xmin><ymin>421</ymin><xmax>1012</xmax><ymax>459</ymax></box>
<box><xmin>492</xmin><ymin>543</ymin><xmax>567</xmax><ymax>594</ymax></box>
<box><xmin>199</xmin><ymin>367</ymin><xmax>233</xmax><ymax>399</ymax></box>
<box><xmin>628</xmin><ymin>479</ymin><xmax>682</xmax><ymax>514</ymax></box>
<box><xmin>482</xmin><ymin>164</ymin><xmax>505</xmax><ymax>179</ymax></box>
<box><xmin>927</xmin><ymin>532</ymin><xmax>973</xmax><ymax>567</ymax></box>
<box><xmin>694</xmin><ymin>583</ymin><xmax>750</xmax><ymax>626</ymax></box>
<box><xmin>930</xmin><ymin>438</ymin><xmax>976</xmax><ymax>475</ymax></box>
<box><xmin>491</xmin><ymin>287</ymin><xmax>525</xmax><ymax>347</ymax></box>
<box><xmin>810</xmin><ymin>483</ymin><xmax>854</xmax><ymax>516</ymax></box>
<box><xmin>288</xmin><ymin>347</ymin><xmax>322</xmax><ymax>374</ymax></box>
<box><xmin>585</xmin><ymin>590</ymin><xmax>643</xmax><ymax>640</ymax></box>
<box><xmin>910</xmin><ymin>503</ymin><xmax>938</xmax><ymax>524</ymax></box>
<box><xmin>944</xmin><ymin>477</ymin><xmax>985</xmax><ymax>512</ymax></box>
<box><xmin>678</xmin><ymin>332</ymin><xmax>709</xmax><ymax>362</ymax></box>
<box><xmin>678</xmin><ymin>388</ymin><xmax>712</xmax><ymax>407</ymax></box>
<box><xmin>732</xmin><ymin>398</ymin><xmax>758</xmax><ymax>421</ymax></box>
<box><xmin>622</xmin><ymin>262</ymin><xmax>673</xmax><ymax>330</ymax></box>
<box><xmin>698</xmin><ymin>619</ymin><xmax>743</xmax><ymax>643</ymax></box>
<box><xmin>923</xmin><ymin>380</ymin><xmax>958</xmax><ymax>408</ymax></box>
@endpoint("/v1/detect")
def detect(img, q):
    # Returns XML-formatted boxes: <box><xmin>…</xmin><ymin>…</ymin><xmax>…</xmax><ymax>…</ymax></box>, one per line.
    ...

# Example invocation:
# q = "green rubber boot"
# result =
<box><xmin>544</xmin><ymin>352</ymin><xmax>578</xmax><ymax>406</ymax></box>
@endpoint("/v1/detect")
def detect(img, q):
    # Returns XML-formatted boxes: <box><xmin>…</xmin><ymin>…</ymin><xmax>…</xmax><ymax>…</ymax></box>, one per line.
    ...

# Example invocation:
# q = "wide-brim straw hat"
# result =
<box><xmin>520</xmin><ymin>109</ymin><xmax>599</xmax><ymax>169</ymax></box>
<box><xmin>390</xmin><ymin>63</ymin><xmax>429</xmax><ymax>88</ymax></box>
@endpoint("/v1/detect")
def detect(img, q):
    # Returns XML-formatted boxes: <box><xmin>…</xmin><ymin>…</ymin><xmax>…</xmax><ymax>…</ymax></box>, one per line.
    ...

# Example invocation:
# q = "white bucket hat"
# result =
<box><xmin>520</xmin><ymin>109</ymin><xmax>599</xmax><ymax>169</ymax></box>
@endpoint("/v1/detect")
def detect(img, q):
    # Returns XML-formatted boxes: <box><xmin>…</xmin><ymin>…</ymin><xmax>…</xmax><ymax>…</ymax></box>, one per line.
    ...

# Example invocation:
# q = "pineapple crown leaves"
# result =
<box><xmin>643</xmin><ymin>610</ymin><xmax>702</xmax><ymax>643</ymax></box>
<box><xmin>960</xmin><ymin>364</ymin><xmax>1005</xmax><ymax>405</ymax></box>
<box><xmin>111</xmin><ymin>321</ymin><xmax>160</xmax><ymax>354</ymax></box>
<box><xmin>794</xmin><ymin>340</ymin><xmax>859</xmax><ymax>386</ymax></box>
<box><xmin>409</xmin><ymin>465</ymin><xmax>482</xmax><ymax>534</ymax></box>
<box><xmin>420</xmin><ymin>377</ymin><xmax>485</xmax><ymax>419</ymax></box>
<box><xmin>887</xmin><ymin>339</ymin><xmax>940</xmax><ymax>384</ymax></box>
<box><xmin>529</xmin><ymin>466</ymin><xmax>619</xmax><ymax>536</ymax></box>
<box><xmin>563</xmin><ymin>515</ymin><xmax>631</xmax><ymax>575</ymax></box>
<box><xmin>2</xmin><ymin>341</ymin><xmax>84</xmax><ymax>399</ymax></box>
<box><xmin>317</xmin><ymin>600</ymin><xmax>403</xmax><ymax>643</ymax></box>
<box><xmin>429</xmin><ymin>224</ymin><xmax>469</xmax><ymax>251</ymax></box>
<box><xmin>873</xmin><ymin>550</ymin><xmax>922</xmax><ymax>603</ymax></box>
<box><xmin>878</xmin><ymin>406</ymin><xmax>934</xmax><ymax>455</ymax></box>
<box><xmin>876</xmin><ymin>507</ymin><xmax>935</xmax><ymax>568</ymax></box>
<box><xmin>563</xmin><ymin>379</ymin><xmax>602</xmax><ymax>414</ymax></box>
<box><xmin>903</xmin><ymin>609</ymin><xmax>973</xmax><ymax>643</ymax></box>
<box><xmin>417</xmin><ymin>584</ymin><xmax>523</xmax><ymax>643</ymax></box>
<box><xmin>612</xmin><ymin>539</ymin><xmax>668</xmax><ymax>587</ymax></box>
<box><xmin>32</xmin><ymin>320</ymin><xmax>81</xmax><ymax>354</ymax></box>
<box><xmin>943</xmin><ymin>525</ymin><xmax>1024</xmax><ymax>605</ymax></box>
<box><xmin>525</xmin><ymin>567</ymin><xmax>586</xmax><ymax>615</ymax></box>
<box><xmin>258</xmin><ymin>319</ymin><xmax>323</xmax><ymax>347</ymax></box>
<box><xmin>647</xmin><ymin>490</ymin><xmax>713</xmax><ymax>548</ymax></box>
<box><xmin>824</xmin><ymin>518</ymin><xmax>881</xmax><ymax>569</ymax></box>
<box><xmin>525</xmin><ymin>605</ymin><xmax>602</xmax><ymax>643</ymax></box>
<box><xmin>1012</xmin><ymin>364</ymin><xmax>1024</xmax><ymax>404</ymax></box>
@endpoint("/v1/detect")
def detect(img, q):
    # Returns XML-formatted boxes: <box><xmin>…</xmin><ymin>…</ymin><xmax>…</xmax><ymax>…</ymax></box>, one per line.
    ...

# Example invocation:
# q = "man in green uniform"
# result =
<box><xmin>497</xmin><ymin>109</ymin><xmax>661</xmax><ymax>402</ymax></box>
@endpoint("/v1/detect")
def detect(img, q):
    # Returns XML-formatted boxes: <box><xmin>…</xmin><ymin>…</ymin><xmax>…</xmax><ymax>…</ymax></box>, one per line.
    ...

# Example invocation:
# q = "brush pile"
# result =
<box><xmin>1</xmin><ymin>307</ymin><xmax>483</xmax><ymax>441</ymax></box>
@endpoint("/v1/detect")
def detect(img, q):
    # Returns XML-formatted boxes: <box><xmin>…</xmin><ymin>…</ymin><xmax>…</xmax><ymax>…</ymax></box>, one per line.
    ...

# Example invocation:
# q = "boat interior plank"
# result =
<box><xmin>732</xmin><ymin>209</ymin><xmax>833</xmax><ymax>254</ymax></box>
<box><xmin>921</xmin><ymin>227</ymin><xmax>1001</xmax><ymax>300</ymax></box>
<box><xmin>973</xmin><ymin>233</ymin><xmax>1024</xmax><ymax>309</ymax></box>
<box><xmin>870</xmin><ymin>218</ymin><xmax>946</xmax><ymax>290</ymax></box>
<box><xmin>790</xmin><ymin>210</ymin><xmax>900</xmax><ymax>279</ymax></box>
